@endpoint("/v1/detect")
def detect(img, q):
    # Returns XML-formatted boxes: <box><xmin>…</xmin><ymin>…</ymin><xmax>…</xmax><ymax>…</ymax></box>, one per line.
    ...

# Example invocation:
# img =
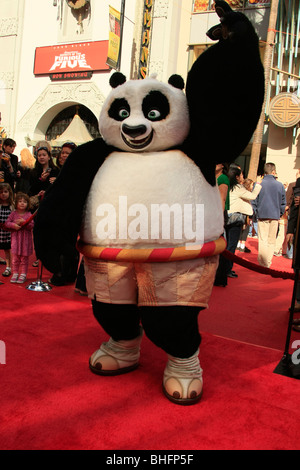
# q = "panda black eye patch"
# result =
<box><xmin>108</xmin><ymin>98</ymin><xmax>131</xmax><ymax>121</ymax></box>
<box><xmin>142</xmin><ymin>91</ymin><xmax>170</xmax><ymax>121</ymax></box>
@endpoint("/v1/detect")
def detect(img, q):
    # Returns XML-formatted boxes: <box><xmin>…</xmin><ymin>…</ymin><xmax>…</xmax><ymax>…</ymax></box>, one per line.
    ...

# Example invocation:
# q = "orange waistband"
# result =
<box><xmin>77</xmin><ymin>237</ymin><xmax>226</xmax><ymax>263</ymax></box>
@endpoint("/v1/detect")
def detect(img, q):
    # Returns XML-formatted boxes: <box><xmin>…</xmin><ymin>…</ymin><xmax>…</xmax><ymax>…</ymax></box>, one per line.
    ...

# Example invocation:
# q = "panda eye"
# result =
<box><xmin>108</xmin><ymin>98</ymin><xmax>130</xmax><ymax>121</ymax></box>
<box><xmin>119</xmin><ymin>108</ymin><xmax>130</xmax><ymax>119</ymax></box>
<box><xmin>147</xmin><ymin>109</ymin><xmax>161</xmax><ymax>121</ymax></box>
<box><xmin>142</xmin><ymin>91</ymin><xmax>170</xmax><ymax>122</ymax></box>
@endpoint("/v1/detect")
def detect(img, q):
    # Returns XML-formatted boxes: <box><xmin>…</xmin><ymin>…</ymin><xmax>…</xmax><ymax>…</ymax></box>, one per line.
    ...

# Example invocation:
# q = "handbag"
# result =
<box><xmin>226</xmin><ymin>212</ymin><xmax>246</xmax><ymax>227</ymax></box>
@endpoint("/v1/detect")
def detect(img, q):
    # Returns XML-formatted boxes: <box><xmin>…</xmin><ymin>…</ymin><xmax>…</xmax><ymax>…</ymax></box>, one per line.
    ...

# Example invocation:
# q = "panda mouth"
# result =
<box><xmin>121</xmin><ymin>130</ymin><xmax>153</xmax><ymax>149</ymax></box>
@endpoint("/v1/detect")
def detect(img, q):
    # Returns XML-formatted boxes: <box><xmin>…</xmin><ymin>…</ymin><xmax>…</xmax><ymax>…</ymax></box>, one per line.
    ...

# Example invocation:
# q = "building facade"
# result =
<box><xmin>1</xmin><ymin>0</ymin><xmax>299</xmax><ymax>185</ymax></box>
<box><xmin>266</xmin><ymin>0</ymin><xmax>300</xmax><ymax>184</ymax></box>
<box><xmin>0</xmin><ymin>0</ymin><xmax>194</xmax><ymax>156</ymax></box>
<box><xmin>0</xmin><ymin>0</ymin><xmax>139</xmax><ymax>152</ymax></box>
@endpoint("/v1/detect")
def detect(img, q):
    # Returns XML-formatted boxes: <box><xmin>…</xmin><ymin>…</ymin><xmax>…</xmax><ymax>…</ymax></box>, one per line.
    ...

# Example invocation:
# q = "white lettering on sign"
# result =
<box><xmin>49</xmin><ymin>51</ymin><xmax>92</xmax><ymax>71</ymax></box>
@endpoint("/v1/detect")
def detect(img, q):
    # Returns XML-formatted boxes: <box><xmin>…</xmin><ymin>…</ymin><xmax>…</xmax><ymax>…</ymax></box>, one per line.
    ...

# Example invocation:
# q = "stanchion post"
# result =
<box><xmin>274</xmin><ymin>201</ymin><xmax>300</xmax><ymax>378</ymax></box>
<box><xmin>26</xmin><ymin>261</ymin><xmax>52</xmax><ymax>292</ymax></box>
<box><xmin>282</xmin><ymin>267</ymin><xmax>299</xmax><ymax>366</ymax></box>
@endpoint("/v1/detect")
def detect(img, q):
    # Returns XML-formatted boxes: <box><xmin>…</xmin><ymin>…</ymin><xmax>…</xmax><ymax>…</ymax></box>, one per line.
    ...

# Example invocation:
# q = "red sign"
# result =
<box><xmin>34</xmin><ymin>41</ymin><xmax>110</xmax><ymax>75</ymax></box>
<box><xmin>50</xmin><ymin>71</ymin><xmax>93</xmax><ymax>81</ymax></box>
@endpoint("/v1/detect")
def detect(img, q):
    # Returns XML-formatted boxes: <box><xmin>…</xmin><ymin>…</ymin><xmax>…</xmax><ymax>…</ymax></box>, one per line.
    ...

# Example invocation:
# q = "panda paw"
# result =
<box><xmin>207</xmin><ymin>0</ymin><xmax>257</xmax><ymax>43</ymax></box>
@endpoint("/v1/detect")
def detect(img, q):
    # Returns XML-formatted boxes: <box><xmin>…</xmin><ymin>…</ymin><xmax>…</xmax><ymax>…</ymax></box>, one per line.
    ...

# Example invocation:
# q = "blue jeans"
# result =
<box><xmin>225</xmin><ymin>224</ymin><xmax>243</xmax><ymax>273</ymax></box>
<box><xmin>286</xmin><ymin>243</ymin><xmax>293</xmax><ymax>259</ymax></box>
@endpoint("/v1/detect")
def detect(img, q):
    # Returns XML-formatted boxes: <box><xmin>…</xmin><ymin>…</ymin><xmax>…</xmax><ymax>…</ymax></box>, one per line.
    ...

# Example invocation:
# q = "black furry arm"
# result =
<box><xmin>184</xmin><ymin>0</ymin><xmax>264</xmax><ymax>185</ymax></box>
<box><xmin>33</xmin><ymin>138</ymin><xmax>113</xmax><ymax>274</ymax></box>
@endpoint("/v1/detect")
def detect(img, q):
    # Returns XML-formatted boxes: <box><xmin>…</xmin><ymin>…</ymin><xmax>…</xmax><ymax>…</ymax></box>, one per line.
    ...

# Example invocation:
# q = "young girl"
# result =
<box><xmin>0</xmin><ymin>183</ymin><xmax>14</xmax><ymax>277</ymax></box>
<box><xmin>4</xmin><ymin>192</ymin><xmax>34</xmax><ymax>283</ymax></box>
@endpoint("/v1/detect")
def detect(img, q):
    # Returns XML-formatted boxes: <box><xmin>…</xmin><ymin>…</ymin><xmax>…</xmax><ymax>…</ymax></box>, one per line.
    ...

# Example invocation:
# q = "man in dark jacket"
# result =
<box><xmin>252</xmin><ymin>162</ymin><xmax>286</xmax><ymax>268</ymax></box>
<box><xmin>2</xmin><ymin>138</ymin><xmax>18</xmax><ymax>172</ymax></box>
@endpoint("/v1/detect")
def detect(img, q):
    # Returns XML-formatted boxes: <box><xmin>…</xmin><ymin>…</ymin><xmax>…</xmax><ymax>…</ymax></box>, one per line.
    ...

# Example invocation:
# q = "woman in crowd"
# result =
<box><xmin>226</xmin><ymin>166</ymin><xmax>262</xmax><ymax>278</ymax></box>
<box><xmin>29</xmin><ymin>144</ymin><xmax>59</xmax><ymax>267</ymax></box>
<box><xmin>237</xmin><ymin>178</ymin><xmax>254</xmax><ymax>253</ymax></box>
<box><xmin>49</xmin><ymin>141</ymin><xmax>77</xmax><ymax>185</ymax></box>
<box><xmin>56</xmin><ymin>141</ymin><xmax>77</xmax><ymax>169</ymax></box>
<box><xmin>15</xmin><ymin>148</ymin><xmax>36</xmax><ymax>194</ymax></box>
<box><xmin>28</xmin><ymin>145</ymin><xmax>59</xmax><ymax>199</ymax></box>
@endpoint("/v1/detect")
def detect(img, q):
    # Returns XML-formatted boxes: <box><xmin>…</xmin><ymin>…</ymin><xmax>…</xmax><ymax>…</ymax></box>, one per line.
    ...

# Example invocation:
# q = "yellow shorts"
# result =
<box><xmin>84</xmin><ymin>255</ymin><xmax>219</xmax><ymax>307</ymax></box>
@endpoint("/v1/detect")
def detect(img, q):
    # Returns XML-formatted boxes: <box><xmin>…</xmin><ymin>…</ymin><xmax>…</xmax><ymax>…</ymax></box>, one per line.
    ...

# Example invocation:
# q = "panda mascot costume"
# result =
<box><xmin>34</xmin><ymin>2</ymin><xmax>264</xmax><ymax>405</ymax></box>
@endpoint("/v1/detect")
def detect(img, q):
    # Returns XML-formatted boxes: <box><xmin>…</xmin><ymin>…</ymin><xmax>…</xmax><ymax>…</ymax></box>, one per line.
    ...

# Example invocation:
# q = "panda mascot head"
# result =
<box><xmin>98</xmin><ymin>72</ymin><xmax>190</xmax><ymax>153</ymax></box>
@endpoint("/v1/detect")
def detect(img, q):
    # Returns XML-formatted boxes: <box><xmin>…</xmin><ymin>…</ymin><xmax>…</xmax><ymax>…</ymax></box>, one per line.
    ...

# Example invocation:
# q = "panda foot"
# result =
<box><xmin>89</xmin><ymin>329</ymin><xmax>143</xmax><ymax>376</ymax></box>
<box><xmin>162</xmin><ymin>350</ymin><xmax>203</xmax><ymax>405</ymax></box>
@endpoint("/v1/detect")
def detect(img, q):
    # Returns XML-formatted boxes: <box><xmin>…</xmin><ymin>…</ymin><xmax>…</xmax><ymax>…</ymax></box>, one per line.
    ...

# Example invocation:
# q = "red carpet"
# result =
<box><xmin>1</xmin><ymin>240</ymin><xmax>300</xmax><ymax>450</ymax></box>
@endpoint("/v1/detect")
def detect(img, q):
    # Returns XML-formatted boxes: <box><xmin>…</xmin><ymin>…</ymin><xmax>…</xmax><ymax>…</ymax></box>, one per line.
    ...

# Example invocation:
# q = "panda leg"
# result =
<box><xmin>89</xmin><ymin>300</ymin><xmax>143</xmax><ymax>376</ymax></box>
<box><xmin>140</xmin><ymin>305</ymin><xmax>203</xmax><ymax>405</ymax></box>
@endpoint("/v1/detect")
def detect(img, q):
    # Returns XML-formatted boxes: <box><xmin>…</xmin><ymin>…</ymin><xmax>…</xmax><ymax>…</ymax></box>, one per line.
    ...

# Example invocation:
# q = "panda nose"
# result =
<box><xmin>122</xmin><ymin>123</ymin><xmax>147</xmax><ymax>138</ymax></box>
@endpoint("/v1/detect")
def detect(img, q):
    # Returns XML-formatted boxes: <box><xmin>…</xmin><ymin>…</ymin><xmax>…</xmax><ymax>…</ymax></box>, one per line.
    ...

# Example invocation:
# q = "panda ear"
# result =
<box><xmin>214</xmin><ymin>0</ymin><xmax>233</xmax><ymax>17</ymax></box>
<box><xmin>168</xmin><ymin>74</ymin><xmax>185</xmax><ymax>90</ymax></box>
<box><xmin>109</xmin><ymin>72</ymin><xmax>126</xmax><ymax>88</ymax></box>
<box><xmin>206</xmin><ymin>1</ymin><xmax>233</xmax><ymax>40</ymax></box>
<box><xmin>207</xmin><ymin>24</ymin><xmax>223</xmax><ymax>40</ymax></box>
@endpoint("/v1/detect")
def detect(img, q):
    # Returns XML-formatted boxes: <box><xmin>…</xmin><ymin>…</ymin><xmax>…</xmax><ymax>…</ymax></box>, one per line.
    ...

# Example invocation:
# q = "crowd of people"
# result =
<box><xmin>0</xmin><ymin>138</ymin><xmax>86</xmax><ymax>293</ymax></box>
<box><xmin>214</xmin><ymin>161</ymin><xmax>300</xmax><ymax>332</ymax></box>
<box><xmin>215</xmin><ymin>161</ymin><xmax>296</xmax><ymax>283</ymax></box>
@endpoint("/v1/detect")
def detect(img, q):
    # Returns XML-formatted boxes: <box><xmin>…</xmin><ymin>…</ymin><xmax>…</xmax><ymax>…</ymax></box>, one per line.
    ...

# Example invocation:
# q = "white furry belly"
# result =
<box><xmin>81</xmin><ymin>150</ymin><xmax>223</xmax><ymax>248</ymax></box>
